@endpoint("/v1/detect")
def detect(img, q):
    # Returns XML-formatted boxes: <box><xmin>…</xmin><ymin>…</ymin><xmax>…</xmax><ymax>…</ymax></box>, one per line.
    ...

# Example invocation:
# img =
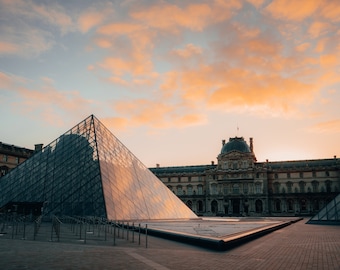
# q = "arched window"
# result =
<box><xmin>186</xmin><ymin>200</ymin><xmax>193</xmax><ymax>209</ymax></box>
<box><xmin>255</xmin><ymin>200</ymin><xmax>263</xmax><ymax>213</ymax></box>
<box><xmin>197</xmin><ymin>200</ymin><xmax>203</xmax><ymax>212</ymax></box>
<box><xmin>300</xmin><ymin>199</ymin><xmax>307</xmax><ymax>211</ymax></box>
<box><xmin>286</xmin><ymin>181</ymin><xmax>293</xmax><ymax>193</ymax></box>
<box><xmin>211</xmin><ymin>200</ymin><xmax>218</xmax><ymax>213</ymax></box>
<box><xmin>275</xmin><ymin>199</ymin><xmax>281</xmax><ymax>211</ymax></box>
<box><xmin>299</xmin><ymin>181</ymin><xmax>305</xmax><ymax>193</ymax></box>
<box><xmin>287</xmin><ymin>199</ymin><xmax>294</xmax><ymax>211</ymax></box>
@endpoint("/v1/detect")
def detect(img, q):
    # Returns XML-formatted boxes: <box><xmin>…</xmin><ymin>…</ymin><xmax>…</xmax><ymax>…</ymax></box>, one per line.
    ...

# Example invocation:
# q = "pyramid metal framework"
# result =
<box><xmin>307</xmin><ymin>193</ymin><xmax>340</xmax><ymax>225</ymax></box>
<box><xmin>0</xmin><ymin>115</ymin><xmax>197</xmax><ymax>221</ymax></box>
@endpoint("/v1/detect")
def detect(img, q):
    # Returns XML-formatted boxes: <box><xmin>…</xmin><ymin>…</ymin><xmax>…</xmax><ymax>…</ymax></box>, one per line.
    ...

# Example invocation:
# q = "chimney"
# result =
<box><xmin>156</xmin><ymin>163</ymin><xmax>160</xmax><ymax>168</ymax></box>
<box><xmin>34</xmin><ymin>144</ymin><xmax>43</xmax><ymax>152</ymax></box>
<box><xmin>249</xmin><ymin>137</ymin><xmax>253</xmax><ymax>152</ymax></box>
<box><xmin>211</xmin><ymin>161</ymin><xmax>214</xmax><ymax>165</ymax></box>
<box><xmin>222</xmin><ymin>139</ymin><xmax>225</xmax><ymax>146</ymax></box>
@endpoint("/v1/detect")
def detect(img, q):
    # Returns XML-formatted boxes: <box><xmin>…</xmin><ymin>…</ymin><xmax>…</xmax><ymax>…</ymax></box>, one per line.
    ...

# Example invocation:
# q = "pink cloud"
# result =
<box><xmin>0</xmin><ymin>41</ymin><xmax>19</xmax><ymax>54</ymax></box>
<box><xmin>1</xmin><ymin>74</ymin><xmax>96</xmax><ymax>126</ymax></box>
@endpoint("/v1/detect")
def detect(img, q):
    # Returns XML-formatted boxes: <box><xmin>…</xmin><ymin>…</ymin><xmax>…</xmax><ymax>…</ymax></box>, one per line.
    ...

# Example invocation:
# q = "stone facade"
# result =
<box><xmin>0</xmin><ymin>142</ymin><xmax>37</xmax><ymax>177</ymax></box>
<box><xmin>150</xmin><ymin>137</ymin><xmax>340</xmax><ymax>217</ymax></box>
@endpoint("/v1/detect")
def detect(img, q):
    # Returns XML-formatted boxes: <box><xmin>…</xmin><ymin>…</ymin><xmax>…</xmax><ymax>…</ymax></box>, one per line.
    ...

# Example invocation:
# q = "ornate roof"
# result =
<box><xmin>221</xmin><ymin>137</ymin><xmax>251</xmax><ymax>154</ymax></box>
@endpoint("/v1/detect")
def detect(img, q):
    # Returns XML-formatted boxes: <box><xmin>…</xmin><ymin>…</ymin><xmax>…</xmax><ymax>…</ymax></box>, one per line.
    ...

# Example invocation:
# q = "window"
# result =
<box><xmin>313</xmin><ymin>171</ymin><xmax>316</xmax><ymax>177</ymax></box>
<box><xmin>255</xmin><ymin>183</ymin><xmax>261</xmax><ymax>194</ymax></box>
<box><xmin>300</xmin><ymin>199</ymin><xmax>307</xmax><ymax>211</ymax></box>
<box><xmin>233</xmin><ymin>184</ymin><xmax>239</xmax><ymax>194</ymax></box>
<box><xmin>177</xmin><ymin>186</ymin><xmax>183</xmax><ymax>195</ymax></box>
<box><xmin>168</xmin><ymin>177</ymin><xmax>171</xmax><ymax>182</ymax></box>
<box><xmin>287</xmin><ymin>173</ymin><xmax>291</xmax><ymax>178</ymax></box>
<box><xmin>275</xmin><ymin>199</ymin><xmax>281</xmax><ymax>211</ymax></box>
<box><xmin>286</xmin><ymin>181</ymin><xmax>293</xmax><ymax>193</ymax></box>
<box><xmin>288</xmin><ymin>199</ymin><xmax>294</xmax><ymax>211</ymax></box>
<box><xmin>243</xmin><ymin>183</ymin><xmax>248</xmax><ymax>194</ymax></box>
<box><xmin>275</xmin><ymin>173</ymin><xmax>278</xmax><ymax>179</ymax></box>
<box><xmin>326</xmin><ymin>181</ymin><xmax>332</xmax><ymax>193</ymax></box>
<box><xmin>223</xmin><ymin>186</ymin><xmax>228</xmax><ymax>195</ymax></box>
<box><xmin>15</xmin><ymin>157</ymin><xmax>19</xmax><ymax>164</ymax></box>
<box><xmin>197</xmin><ymin>185</ymin><xmax>203</xmax><ymax>195</ymax></box>
<box><xmin>187</xmin><ymin>185</ymin><xmax>193</xmax><ymax>195</ymax></box>
<box><xmin>299</xmin><ymin>181</ymin><xmax>305</xmax><ymax>193</ymax></box>
<box><xmin>178</xmin><ymin>177</ymin><xmax>181</xmax><ymax>182</ymax></box>
<box><xmin>197</xmin><ymin>200</ymin><xmax>203</xmax><ymax>212</ymax></box>
<box><xmin>3</xmin><ymin>155</ymin><xmax>8</xmax><ymax>162</ymax></box>
<box><xmin>188</xmin><ymin>176</ymin><xmax>191</xmax><ymax>182</ymax></box>
<box><xmin>300</xmin><ymin>172</ymin><xmax>303</xmax><ymax>178</ymax></box>
<box><xmin>312</xmin><ymin>181</ymin><xmax>318</xmax><ymax>192</ymax></box>
<box><xmin>211</xmin><ymin>184</ymin><xmax>217</xmax><ymax>195</ymax></box>
<box><xmin>274</xmin><ymin>182</ymin><xmax>280</xmax><ymax>193</ymax></box>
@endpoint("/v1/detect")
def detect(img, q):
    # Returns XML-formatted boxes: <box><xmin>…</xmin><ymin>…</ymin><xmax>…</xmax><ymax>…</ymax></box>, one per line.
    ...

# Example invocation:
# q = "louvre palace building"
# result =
<box><xmin>150</xmin><ymin>137</ymin><xmax>340</xmax><ymax>217</ymax></box>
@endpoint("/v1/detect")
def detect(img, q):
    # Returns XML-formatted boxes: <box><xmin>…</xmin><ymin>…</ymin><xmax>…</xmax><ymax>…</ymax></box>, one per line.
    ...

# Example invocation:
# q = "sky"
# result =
<box><xmin>1</xmin><ymin>0</ymin><xmax>340</xmax><ymax>168</ymax></box>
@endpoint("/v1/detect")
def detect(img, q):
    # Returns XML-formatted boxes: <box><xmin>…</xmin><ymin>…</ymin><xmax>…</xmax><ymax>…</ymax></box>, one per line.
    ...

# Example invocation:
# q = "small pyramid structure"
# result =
<box><xmin>0</xmin><ymin>115</ymin><xmax>197</xmax><ymax>220</ymax></box>
<box><xmin>307</xmin><ymin>193</ymin><xmax>340</xmax><ymax>225</ymax></box>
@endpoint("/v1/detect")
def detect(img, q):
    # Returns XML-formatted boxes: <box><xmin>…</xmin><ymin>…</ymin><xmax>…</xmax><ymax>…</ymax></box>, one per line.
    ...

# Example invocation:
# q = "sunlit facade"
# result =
<box><xmin>151</xmin><ymin>137</ymin><xmax>340</xmax><ymax>217</ymax></box>
<box><xmin>0</xmin><ymin>115</ymin><xmax>197</xmax><ymax>221</ymax></box>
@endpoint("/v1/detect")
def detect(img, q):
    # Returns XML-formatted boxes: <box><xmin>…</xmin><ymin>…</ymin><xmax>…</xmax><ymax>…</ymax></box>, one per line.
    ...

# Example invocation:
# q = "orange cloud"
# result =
<box><xmin>308</xmin><ymin>21</ymin><xmax>332</xmax><ymax>38</ymax></box>
<box><xmin>130</xmin><ymin>1</ymin><xmax>242</xmax><ymax>32</ymax></box>
<box><xmin>295</xmin><ymin>43</ymin><xmax>310</xmax><ymax>52</ymax></box>
<box><xmin>100</xmin><ymin>54</ymin><xmax>153</xmax><ymax>76</ymax></box>
<box><xmin>78</xmin><ymin>11</ymin><xmax>105</xmax><ymax>33</ymax></box>
<box><xmin>171</xmin><ymin>44</ymin><xmax>203</xmax><ymax>58</ymax></box>
<box><xmin>112</xmin><ymin>99</ymin><xmax>206</xmax><ymax>129</ymax></box>
<box><xmin>320</xmin><ymin>54</ymin><xmax>338</xmax><ymax>68</ymax></box>
<box><xmin>308</xmin><ymin>119</ymin><xmax>340</xmax><ymax>133</ymax></box>
<box><xmin>320</xmin><ymin>1</ymin><xmax>340</xmax><ymax>22</ymax></box>
<box><xmin>265</xmin><ymin>0</ymin><xmax>322</xmax><ymax>21</ymax></box>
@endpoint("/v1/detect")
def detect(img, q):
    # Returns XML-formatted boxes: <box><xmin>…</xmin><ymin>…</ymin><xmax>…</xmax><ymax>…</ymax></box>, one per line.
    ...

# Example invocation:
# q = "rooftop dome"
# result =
<box><xmin>221</xmin><ymin>137</ymin><xmax>251</xmax><ymax>154</ymax></box>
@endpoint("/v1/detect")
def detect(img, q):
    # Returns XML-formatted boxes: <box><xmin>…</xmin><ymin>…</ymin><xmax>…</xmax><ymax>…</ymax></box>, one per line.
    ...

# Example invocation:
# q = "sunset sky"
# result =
<box><xmin>1</xmin><ymin>0</ymin><xmax>339</xmax><ymax>167</ymax></box>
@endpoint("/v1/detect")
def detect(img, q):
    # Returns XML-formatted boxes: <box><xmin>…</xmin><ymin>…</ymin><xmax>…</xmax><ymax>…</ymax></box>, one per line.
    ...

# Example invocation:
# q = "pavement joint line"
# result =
<box><xmin>126</xmin><ymin>250</ymin><xmax>170</xmax><ymax>270</ymax></box>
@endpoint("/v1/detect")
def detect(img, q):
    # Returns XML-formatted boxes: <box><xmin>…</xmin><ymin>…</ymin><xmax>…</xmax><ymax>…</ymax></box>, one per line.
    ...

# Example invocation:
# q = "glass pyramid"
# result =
<box><xmin>307</xmin><ymin>194</ymin><xmax>340</xmax><ymax>225</ymax></box>
<box><xmin>0</xmin><ymin>115</ymin><xmax>197</xmax><ymax>221</ymax></box>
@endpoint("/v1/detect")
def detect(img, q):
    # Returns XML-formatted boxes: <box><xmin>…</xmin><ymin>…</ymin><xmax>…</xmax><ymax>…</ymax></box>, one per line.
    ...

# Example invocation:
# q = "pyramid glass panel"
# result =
<box><xmin>0</xmin><ymin>115</ymin><xmax>197</xmax><ymax>221</ymax></box>
<box><xmin>307</xmin><ymin>194</ymin><xmax>340</xmax><ymax>224</ymax></box>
